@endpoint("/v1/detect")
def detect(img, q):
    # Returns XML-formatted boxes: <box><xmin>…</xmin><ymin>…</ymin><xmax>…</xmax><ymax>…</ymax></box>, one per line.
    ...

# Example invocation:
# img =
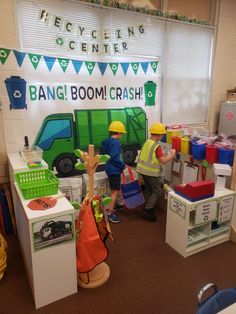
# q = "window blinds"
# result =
<box><xmin>16</xmin><ymin>0</ymin><xmax>213</xmax><ymax>125</ymax></box>
<box><xmin>161</xmin><ymin>22</ymin><xmax>213</xmax><ymax>124</ymax></box>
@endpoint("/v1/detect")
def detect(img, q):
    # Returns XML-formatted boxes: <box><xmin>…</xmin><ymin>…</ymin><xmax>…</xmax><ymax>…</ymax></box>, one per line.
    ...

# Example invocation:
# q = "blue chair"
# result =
<box><xmin>197</xmin><ymin>283</ymin><xmax>236</xmax><ymax>314</ymax></box>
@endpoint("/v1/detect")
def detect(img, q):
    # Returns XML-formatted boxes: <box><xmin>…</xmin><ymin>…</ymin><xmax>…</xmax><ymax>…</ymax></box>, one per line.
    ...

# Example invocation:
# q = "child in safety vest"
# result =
<box><xmin>101</xmin><ymin>121</ymin><xmax>126</xmax><ymax>224</ymax></box>
<box><xmin>136</xmin><ymin>123</ymin><xmax>176</xmax><ymax>222</ymax></box>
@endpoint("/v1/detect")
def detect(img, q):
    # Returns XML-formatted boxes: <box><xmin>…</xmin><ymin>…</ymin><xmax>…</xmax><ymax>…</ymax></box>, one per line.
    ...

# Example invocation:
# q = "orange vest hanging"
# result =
<box><xmin>76</xmin><ymin>200</ymin><xmax>108</xmax><ymax>273</ymax></box>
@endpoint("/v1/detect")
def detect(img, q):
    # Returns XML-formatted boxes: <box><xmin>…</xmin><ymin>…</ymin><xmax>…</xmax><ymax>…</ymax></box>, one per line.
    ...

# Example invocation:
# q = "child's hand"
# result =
<box><xmin>170</xmin><ymin>148</ymin><xmax>176</xmax><ymax>156</ymax></box>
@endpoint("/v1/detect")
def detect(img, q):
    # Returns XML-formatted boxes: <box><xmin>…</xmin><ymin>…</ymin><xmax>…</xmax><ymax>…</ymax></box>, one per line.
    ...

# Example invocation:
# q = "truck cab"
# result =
<box><xmin>34</xmin><ymin>113</ymin><xmax>77</xmax><ymax>177</ymax></box>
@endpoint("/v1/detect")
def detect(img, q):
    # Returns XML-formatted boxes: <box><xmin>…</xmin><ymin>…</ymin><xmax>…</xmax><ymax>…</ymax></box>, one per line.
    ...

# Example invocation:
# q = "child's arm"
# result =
<box><xmin>159</xmin><ymin>149</ymin><xmax>176</xmax><ymax>164</ymax></box>
<box><xmin>109</xmin><ymin>142</ymin><xmax>126</xmax><ymax>170</ymax></box>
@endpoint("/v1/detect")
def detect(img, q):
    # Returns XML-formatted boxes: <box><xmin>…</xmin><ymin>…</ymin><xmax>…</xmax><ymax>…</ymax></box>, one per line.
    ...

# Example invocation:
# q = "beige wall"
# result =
<box><xmin>209</xmin><ymin>0</ymin><xmax>236</xmax><ymax>132</ymax></box>
<box><xmin>0</xmin><ymin>0</ymin><xmax>18</xmax><ymax>183</ymax></box>
<box><xmin>167</xmin><ymin>0</ymin><xmax>213</xmax><ymax>21</ymax></box>
<box><xmin>118</xmin><ymin>0</ymin><xmax>161</xmax><ymax>9</ymax></box>
<box><xmin>119</xmin><ymin>0</ymin><xmax>214</xmax><ymax>22</ymax></box>
<box><xmin>0</xmin><ymin>0</ymin><xmax>235</xmax><ymax>182</ymax></box>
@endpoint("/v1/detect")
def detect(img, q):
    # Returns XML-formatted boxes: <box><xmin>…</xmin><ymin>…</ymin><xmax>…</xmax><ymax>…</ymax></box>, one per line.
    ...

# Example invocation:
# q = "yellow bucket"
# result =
<box><xmin>181</xmin><ymin>137</ymin><xmax>189</xmax><ymax>154</ymax></box>
<box><xmin>166</xmin><ymin>130</ymin><xmax>181</xmax><ymax>144</ymax></box>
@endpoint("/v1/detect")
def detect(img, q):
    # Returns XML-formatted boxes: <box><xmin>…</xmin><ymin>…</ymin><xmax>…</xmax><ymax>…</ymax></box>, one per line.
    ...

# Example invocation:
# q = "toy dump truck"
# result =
<box><xmin>34</xmin><ymin>107</ymin><xmax>147</xmax><ymax>176</ymax></box>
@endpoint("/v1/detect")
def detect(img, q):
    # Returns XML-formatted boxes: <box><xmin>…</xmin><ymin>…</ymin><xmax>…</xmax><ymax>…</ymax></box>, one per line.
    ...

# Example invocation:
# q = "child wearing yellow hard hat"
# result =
<box><xmin>136</xmin><ymin>123</ymin><xmax>176</xmax><ymax>222</ymax></box>
<box><xmin>101</xmin><ymin>121</ymin><xmax>126</xmax><ymax>223</ymax></box>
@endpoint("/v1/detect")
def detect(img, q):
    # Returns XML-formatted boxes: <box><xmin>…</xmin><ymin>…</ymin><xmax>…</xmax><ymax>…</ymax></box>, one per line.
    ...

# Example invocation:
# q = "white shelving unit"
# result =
<box><xmin>8</xmin><ymin>153</ymin><xmax>78</xmax><ymax>309</ymax></box>
<box><xmin>165</xmin><ymin>189</ymin><xmax>236</xmax><ymax>258</ymax></box>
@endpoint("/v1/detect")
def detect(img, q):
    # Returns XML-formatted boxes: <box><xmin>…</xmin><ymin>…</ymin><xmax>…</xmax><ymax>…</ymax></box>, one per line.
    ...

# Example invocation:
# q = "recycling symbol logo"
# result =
<box><xmin>13</xmin><ymin>90</ymin><xmax>22</xmax><ymax>98</ymax></box>
<box><xmin>88</xmin><ymin>63</ymin><xmax>93</xmax><ymax>70</ymax></box>
<box><xmin>56</xmin><ymin>37</ymin><xmax>64</xmax><ymax>46</ymax></box>
<box><xmin>31</xmin><ymin>56</ymin><xmax>39</xmax><ymax>63</ymax></box>
<box><xmin>60</xmin><ymin>60</ymin><xmax>68</xmax><ymax>67</ymax></box>
<box><xmin>0</xmin><ymin>50</ymin><xmax>7</xmax><ymax>58</ymax></box>
<box><xmin>148</xmin><ymin>91</ymin><xmax>153</xmax><ymax>97</ymax></box>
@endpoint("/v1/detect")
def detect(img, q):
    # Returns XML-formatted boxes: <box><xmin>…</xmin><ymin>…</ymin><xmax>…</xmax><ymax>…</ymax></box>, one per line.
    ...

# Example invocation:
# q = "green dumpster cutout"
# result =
<box><xmin>144</xmin><ymin>81</ymin><xmax>157</xmax><ymax>106</ymax></box>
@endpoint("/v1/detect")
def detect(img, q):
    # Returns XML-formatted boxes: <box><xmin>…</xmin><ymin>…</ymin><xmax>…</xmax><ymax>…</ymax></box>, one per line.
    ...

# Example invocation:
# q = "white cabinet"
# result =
<box><xmin>165</xmin><ymin>189</ymin><xmax>236</xmax><ymax>258</ymax></box>
<box><xmin>8</xmin><ymin>153</ymin><xmax>77</xmax><ymax>309</ymax></box>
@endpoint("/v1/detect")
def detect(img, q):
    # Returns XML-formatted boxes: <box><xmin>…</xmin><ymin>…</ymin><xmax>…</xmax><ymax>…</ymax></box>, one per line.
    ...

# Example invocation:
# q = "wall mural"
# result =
<box><xmin>0</xmin><ymin>0</ymin><xmax>161</xmax><ymax>164</ymax></box>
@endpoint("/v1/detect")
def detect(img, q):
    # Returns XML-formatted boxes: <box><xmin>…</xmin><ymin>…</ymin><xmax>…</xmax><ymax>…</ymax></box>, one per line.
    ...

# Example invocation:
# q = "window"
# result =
<box><xmin>162</xmin><ymin>22</ymin><xmax>213</xmax><ymax>124</ymax></box>
<box><xmin>36</xmin><ymin>119</ymin><xmax>72</xmax><ymax>150</ymax></box>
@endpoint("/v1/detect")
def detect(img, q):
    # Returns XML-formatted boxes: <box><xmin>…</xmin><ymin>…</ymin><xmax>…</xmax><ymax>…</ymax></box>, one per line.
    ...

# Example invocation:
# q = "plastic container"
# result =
<box><xmin>15</xmin><ymin>169</ymin><xmax>58</xmax><ymax>200</ymax></box>
<box><xmin>218</xmin><ymin>147</ymin><xmax>235</xmax><ymax>166</ymax></box>
<box><xmin>166</xmin><ymin>130</ymin><xmax>181</xmax><ymax>144</ymax></box>
<box><xmin>144</xmin><ymin>81</ymin><xmax>157</xmax><ymax>106</ymax></box>
<box><xmin>161</xmin><ymin>134</ymin><xmax>166</xmax><ymax>143</ymax></box>
<box><xmin>172</xmin><ymin>136</ymin><xmax>181</xmax><ymax>152</ymax></box>
<box><xmin>206</xmin><ymin>145</ymin><xmax>218</xmax><ymax>164</ymax></box>
<box><xmin>181</xmin><ymin>137</ymin><xmax>189</xmax><ymax>154</ymax></box>
<box><xmin>21</xmin><ymin>146</ymin><xmax>43</xmax><ymax>164</ymax></box>
<box><xmin>189</xmin><ymin>140</ymin><xmax>194</xmax><ymax>156</ymax></box>
<box><xmin>191</xmin><ymin>142</ymin><xmax>206</xmax><ymax>160</ymax></box>
<box><xmin>4</xmin><ymin>76</ymin><xmax>27</xmax><ymax>110</ymax></box>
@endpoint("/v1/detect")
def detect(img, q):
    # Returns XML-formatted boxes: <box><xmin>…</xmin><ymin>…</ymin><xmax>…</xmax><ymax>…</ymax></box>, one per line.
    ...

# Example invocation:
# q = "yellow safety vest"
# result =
<box><xmin>136</xmin><ymin>139</ymin><xmax>162</xmax><ymax>177</ymax></box>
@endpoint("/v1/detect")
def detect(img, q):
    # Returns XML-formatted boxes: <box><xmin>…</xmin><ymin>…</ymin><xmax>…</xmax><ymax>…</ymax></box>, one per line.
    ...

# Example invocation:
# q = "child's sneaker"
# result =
<box><xmin>108</xmin><ymin>213</ymin><xmax>120</xmax><ymax>223</ymax></box>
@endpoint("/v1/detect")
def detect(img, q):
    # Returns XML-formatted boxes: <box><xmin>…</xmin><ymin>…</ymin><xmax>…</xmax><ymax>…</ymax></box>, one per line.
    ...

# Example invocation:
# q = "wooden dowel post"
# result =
<box><xmin>88</xmin><ymin>145</ymin><xmax>95</xmax><ymax>199</ymax></box>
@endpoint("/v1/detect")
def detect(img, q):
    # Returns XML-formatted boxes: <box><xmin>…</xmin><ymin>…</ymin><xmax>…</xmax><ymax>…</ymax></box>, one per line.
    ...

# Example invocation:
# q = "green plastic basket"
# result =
<box><xmin>15</xmin><ymin>169</ymin><xmax>58</xmax><ymax>200</ymax></box>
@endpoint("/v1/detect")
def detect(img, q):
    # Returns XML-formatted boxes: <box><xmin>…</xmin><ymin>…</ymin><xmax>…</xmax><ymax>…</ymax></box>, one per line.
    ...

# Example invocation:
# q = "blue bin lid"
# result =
<box><xmin>4</xmin><ymin>76</ymin><xmax>26</xmax><ymax>83</ymax></box>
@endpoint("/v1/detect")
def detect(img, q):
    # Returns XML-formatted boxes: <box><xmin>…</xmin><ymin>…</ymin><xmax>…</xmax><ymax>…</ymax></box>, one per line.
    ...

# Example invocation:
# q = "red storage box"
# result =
<box><xmin>206</xmin><ymin>145</ymin><xmax>218</xmax><ymax>163</ymax></box>
<box><xmin>174</xmin><ymin>180</ymin><xmax>215</xmax><ymax>202</ymax></box>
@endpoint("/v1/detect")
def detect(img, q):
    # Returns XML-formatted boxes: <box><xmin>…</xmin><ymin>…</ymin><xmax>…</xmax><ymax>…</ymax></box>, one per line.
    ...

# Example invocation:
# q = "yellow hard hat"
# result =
<box><xmin>149</xmin><ymin>123</ymin><xmax>166</xmax><ymax>134</ymax></box>
<box><xmin>108</xmin><ymin>121</ymin><xmax>127</xmax><ymax>133</ymax></box>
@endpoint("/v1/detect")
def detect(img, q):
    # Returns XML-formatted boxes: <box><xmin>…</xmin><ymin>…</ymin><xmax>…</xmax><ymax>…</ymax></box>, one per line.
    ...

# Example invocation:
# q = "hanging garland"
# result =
<box><xmin>80</xmin><ymin>0</ymin><xmax>211</xmax><ymax>26</ymax></box>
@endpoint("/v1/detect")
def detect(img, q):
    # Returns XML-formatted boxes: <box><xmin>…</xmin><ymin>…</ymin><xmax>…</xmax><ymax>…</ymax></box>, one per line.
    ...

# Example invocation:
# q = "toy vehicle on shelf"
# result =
<box><xmin>34</xmin><ymin>107</ymin><xmax>147</xmax><ymax>176</ymax></box>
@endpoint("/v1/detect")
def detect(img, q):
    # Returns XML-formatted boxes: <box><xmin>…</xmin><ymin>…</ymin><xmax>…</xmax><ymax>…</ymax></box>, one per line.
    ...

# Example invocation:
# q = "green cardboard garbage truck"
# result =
<box><xmin>34</xmin><ymin>107</ymin><xmax>147</xmax><ymax>177</ymax></box>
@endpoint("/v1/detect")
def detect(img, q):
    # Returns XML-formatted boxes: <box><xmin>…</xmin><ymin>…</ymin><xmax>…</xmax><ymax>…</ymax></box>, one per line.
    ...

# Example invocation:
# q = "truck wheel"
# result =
<box><xmin>123</xmin><ymin>146</ymin><xmax>138</xmax><ymax>165</ymax></box>
<box><xmin>54</xmin><ymin>154</ymin><xmax>77</xmax><ymax>177</ymax></box>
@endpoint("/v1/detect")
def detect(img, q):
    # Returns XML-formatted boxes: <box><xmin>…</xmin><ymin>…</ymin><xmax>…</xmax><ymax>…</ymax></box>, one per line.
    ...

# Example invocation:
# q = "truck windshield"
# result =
<box><xmin>37</xmin><ymin>119</ymin><xmax>71</xmax><ymax>150</ymax></box>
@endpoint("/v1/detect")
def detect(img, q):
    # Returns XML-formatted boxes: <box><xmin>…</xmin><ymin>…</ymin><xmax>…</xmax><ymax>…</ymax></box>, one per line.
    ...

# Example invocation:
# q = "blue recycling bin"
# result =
<box><xmin>218</xmin><ymin>147</ymin><xmax>235</xmax><ymax>166</ymax></box>
<box><xmin>4</xmin><ymin>76</ymin><xmax>27</xmax><ymax>110</ymax></box>
<box><xmin>192</xmin><ymin>142</ymin><xmax>206</xmax><ymax>160</ymax></box>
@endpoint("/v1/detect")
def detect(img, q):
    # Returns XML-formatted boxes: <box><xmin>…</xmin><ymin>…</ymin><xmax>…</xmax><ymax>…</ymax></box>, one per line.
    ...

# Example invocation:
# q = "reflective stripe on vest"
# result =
<box><xmin>136</xmin><ymin>139</ymin><xmax>162</xmax><ymax>177</ymax></box>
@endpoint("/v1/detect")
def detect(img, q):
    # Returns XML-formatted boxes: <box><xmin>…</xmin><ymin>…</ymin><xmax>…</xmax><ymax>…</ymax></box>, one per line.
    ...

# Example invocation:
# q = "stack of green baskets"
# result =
<box><xmin>15</xmin><ymin>169</ymin><xmax>58</xmax><ymax>200</ymax></box>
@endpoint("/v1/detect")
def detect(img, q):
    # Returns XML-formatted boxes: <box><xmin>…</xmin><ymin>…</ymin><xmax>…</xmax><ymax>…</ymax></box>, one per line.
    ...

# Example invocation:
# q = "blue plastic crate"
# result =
<box><xmin>218</xmin><ymin>147</ymin><xmax>234</xmax><ymax>166</ymax></box>
<box><xmin>192</xmin><ymin>142</ymin><xmax>206</xmax><ymax>160</ymax></box>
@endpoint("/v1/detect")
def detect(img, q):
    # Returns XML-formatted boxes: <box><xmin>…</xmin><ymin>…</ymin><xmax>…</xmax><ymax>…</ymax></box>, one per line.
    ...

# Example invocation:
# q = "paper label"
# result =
<box><xmin>194</xmin><ymin>200</ymin><xmax>217</xmax><ymax>225</ymax></box>
<box><xmin>170</xmin><ymin>196</ymin><xmax>186</xmax><ymax>218</ymax></box>
<box><xmin>218</xmin><ymin>195</ymin><xmax>235</xmax><ymax>223</ymax></box>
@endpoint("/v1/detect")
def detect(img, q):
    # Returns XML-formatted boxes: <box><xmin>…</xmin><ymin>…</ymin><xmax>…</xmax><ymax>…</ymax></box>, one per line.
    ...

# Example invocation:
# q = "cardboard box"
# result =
<box><xmin>59</xmin><ymin>176</ymin><xmax>83</xmax><ymax>204</ymax></box>
<box><xmin>83</xmin><ymin>171</ymin><xmax>110</xmax><ymax>197</ymax></box>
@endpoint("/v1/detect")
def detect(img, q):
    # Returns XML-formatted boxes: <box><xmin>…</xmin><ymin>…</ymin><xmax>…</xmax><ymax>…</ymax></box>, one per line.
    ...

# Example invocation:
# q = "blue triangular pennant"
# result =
<box><xmin>120</xmin><ymin>63</ymin><xmax>129</xmax><ymax>75</ymax></box>
<box><xmin>97</xmin><ymin>62</ymin><xmax>108</xmax><ymax>76</ymax></box>
<box><xmin>141</xmin><ymin>62</ymin><xmax>149</xmax><ymax>74</ymax></box>
<box><xmin>44</xmin><ymin>56</ymin><xmax>56</xmax><ymax>71</ymax></box>
<box><xmin>13</xmin><ymin>50</ymin><xmax>26</xmax><ymax>67</ymax></box>
<box><xmin>72</xmin><ymin>60</ymin><xmax>83</xmax><ymax>74</ymax></box>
